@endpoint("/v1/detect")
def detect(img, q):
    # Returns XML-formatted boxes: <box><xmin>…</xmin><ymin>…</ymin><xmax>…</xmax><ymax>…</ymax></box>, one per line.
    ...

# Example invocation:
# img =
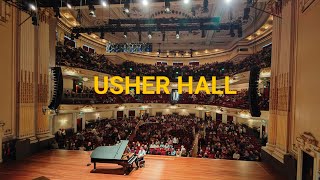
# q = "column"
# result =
<box><xmin>263</xmin><ymin>0</ymin><xmax>297</xmax><ymax>163</ymax></box>
<box><xmin>233</xmin><ymin>116</ymin><xmax>237</xmax><ymax>124</ymax></box>
<box><xmin>212</xmin><ymin>112</ymin><xmax>216</xmax><ymax>121</ymax></box>
<box><xmin>222</xmin><ymin>114</ymin><xmax>227</xmax><ymax>124</ymax></box>
<box><xmin>81</xmin><ymin>114</ymin><xmax>86</xmax><ymax>130</ymax></box>
<box><xmin>72</xmin><ymin>113</ymin><xmax>78</xmax><ymax>133</ymax></box>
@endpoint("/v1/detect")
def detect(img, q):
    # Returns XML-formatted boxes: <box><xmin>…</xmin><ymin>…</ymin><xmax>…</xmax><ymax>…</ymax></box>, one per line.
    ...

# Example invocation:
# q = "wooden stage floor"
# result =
<box><xmin>0</xmin><ymin>150</ymin><xmax>283</xmax><ymax>180</ymax></box>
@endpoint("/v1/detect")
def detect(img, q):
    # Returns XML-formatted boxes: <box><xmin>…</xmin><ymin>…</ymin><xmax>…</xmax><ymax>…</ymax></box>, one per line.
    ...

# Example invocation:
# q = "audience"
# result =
<box><xmin>57</xmin><ymin>42</ymin><xmax>271</xmax><ymax>82</ymax></box>
<box><xmin>61</xmin><ymin>88</ymin><xmax>269</xmax><ymax>110</ymax></box>
<box><xmin>55</xmin><ymin>115</ymin><xmax>262</xmax><ymax>162</ymax></box>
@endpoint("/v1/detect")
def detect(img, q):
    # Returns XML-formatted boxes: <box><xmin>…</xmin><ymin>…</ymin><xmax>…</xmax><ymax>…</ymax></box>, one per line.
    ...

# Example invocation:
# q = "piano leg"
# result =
<box><xmin>94</xmin><ymin>162</ymin><xmax>96</xmax><ymax>170</ymax></box>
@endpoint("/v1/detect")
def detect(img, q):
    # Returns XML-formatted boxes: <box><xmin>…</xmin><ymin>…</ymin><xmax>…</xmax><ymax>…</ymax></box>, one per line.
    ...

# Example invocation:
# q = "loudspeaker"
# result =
<box><xmin>48</xmin><ymin>67</ymin><xmax>63</xmax><ymax>110</ymax></box>
<box><xmin>248</xmin><ymin>66</ymin><xmax>261</xmax><ymax>117</ymax></box>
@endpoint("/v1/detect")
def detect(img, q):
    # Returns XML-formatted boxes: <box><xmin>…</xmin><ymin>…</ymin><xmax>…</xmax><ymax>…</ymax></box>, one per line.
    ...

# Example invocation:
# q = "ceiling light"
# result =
<box><xmin>102</xmin><ymin>0</ymin><xmax>108</xmax><ymax>7</ymax></box>
<box><xmin>82</xmin><ymin>77</ymin><xmax>89</xmax><ymax>82</ymax></box>
<box><xmin>225</xmin><ymin>0</ymin><xmax>232</xmax><ymax>4</ymax></box>
<box><xmin>67</xmin><ymin>3</ymin><xmax>72</xmax><ymax>9</ymax></box>
<box><xmin>165</xmin><ymin>0</ymin><xmax>170</xmax><ymax>12</ymax></box>
<box><xmin>142</xmin><ymin>0</ymin><xmax>148</xmax><ymax>6</ymax></box>
<box><xmin>124</xmin><ymin>1</ymin><xmax>130</xmax><ymax>13</ymax></box>
<box><xmin>29</xmin><ymin>4</ymin><xmax>37</xmax><ymax>11</ymax></box>
<box><xmin>89</xmin><ymin>5</ymin><xmax>96</xmax><ymax>17</ymax></box>
<box><xmin>183</xmin><ymin>0</ymin><xmax>190</xmax><ymax>4</ymax></box>
<box><xmin>100</xmin><ymin>32</ymin><xmax>105</xmax><ymax>39</ymax></box>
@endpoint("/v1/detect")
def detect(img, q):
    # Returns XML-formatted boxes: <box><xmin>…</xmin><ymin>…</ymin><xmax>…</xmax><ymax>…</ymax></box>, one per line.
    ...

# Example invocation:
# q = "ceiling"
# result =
<box><xmin>60</xmin><ymin>0</ymin><xmax>270</xmax><ymax>51</ymax></box>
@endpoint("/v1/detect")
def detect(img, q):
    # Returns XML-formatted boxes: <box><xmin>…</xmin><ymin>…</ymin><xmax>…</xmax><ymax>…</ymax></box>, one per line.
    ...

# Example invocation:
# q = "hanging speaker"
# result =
<box><xmin>248</xmin><ymin>65</ymin><xmax>261</xmax><ymax>117</ymax></box>
<box><xmin>48</xmin><ymin>67</ymin><xmax>63</xmax><ymax>110</ymax></box>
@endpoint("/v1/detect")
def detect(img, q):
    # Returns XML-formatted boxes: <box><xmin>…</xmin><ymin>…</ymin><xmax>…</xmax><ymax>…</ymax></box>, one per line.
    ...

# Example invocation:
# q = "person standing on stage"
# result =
<box><xmin>137</xmin><ymin>146</ymin><xmax>146</xmax><ymax>167</ymax></box>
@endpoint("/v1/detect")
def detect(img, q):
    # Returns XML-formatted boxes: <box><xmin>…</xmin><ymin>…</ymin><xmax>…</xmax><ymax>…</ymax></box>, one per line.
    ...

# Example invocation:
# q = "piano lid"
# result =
<box><xmin>90</xmin><ymin>140</ymin><xmax>129</xmax><ymax>160</ymax></box>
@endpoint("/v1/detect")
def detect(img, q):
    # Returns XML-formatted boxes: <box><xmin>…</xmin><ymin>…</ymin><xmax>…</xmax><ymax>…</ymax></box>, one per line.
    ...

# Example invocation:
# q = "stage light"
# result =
<box><xmin>75</xmin><ymin>32</ymin><xmax>80</xmax><ymax>39</ymax></box>
<box><xmin>138</xmin><ymin>32</ymin><xmax>142</xmax><ymax>42</ymax></box>
<box><xmin>183</xmin><ymin>0</ymin><xmax>190</xmax><ymax>4</ymax></box>
<box><xmin>225</xmin><ymin>0</ymin><xmax>232</xmax><ymax>4</ymax></box>
<box><xmin>100</xmin><ymin>32</ymin><xmax>105</xmax><ymax>39</ymax></box>
<box><xmin>102</xmin><ymin>0</ymin><xmax>108</xmax><ymax>7</ymax></box>
<box><xmin>31</xmin><ymin>13</ymin><xmax>38</xmax><ymax>26</ymax></box>
<box><xmin>238</xmin><ymin>26</ymin><xmax>243</xmax><ymax>37</ymax></box>
<box><xmin>203</xmin><ymin>0</ymin><xmax>208</xmax><ymax>12</ymax></box>
<box><xmin>67</xmin><ymin>3</ymin><xmax>72</xmax><ymax>9</ymax></box>
<box><xmin>89</xmin><ymin>5</ymin><xmax>96</xmax><ymax>17</ymax></box>
<box><xmin>54</xmin><ymin>8</ymin><xmax>61</xmax><ymax>18</ymax></box>
<box><xmin>165</xmin><ymin>0</ymin><xmax>170</xmax><ymax>13</ymax></box>
<box><xmin>243</xmin><ymin>7</ymin><xmax>250</xmax><ymax>20</ymax></box>
<box><xmin>142</xmin><ymin>0</ymin><xmax>148</xmax><ymax>6</ymax></box>
<box><xmin>201</xmin><ymin>29</ymin><xmax>205</xmax><ymax>38</ymax></box>
<box><xmin>124</xmin><ymin>31</ymin><xmax>127</xmax><ymax>38</ymax></box>
<box><xmin>230</xmin><ymin>25</ymin><xmax>235</xmax><ymax>37</ymax></box>
<box><xmin>148</xmin><ymin>31</ymin><xmax>152</xmax><ymax>39</ymax></box>
<box><xmin>124</xmin><ymin>1</ymin><xmax>130</xmax><ymax>14</ymax></box>
<box><xmin>29</xmin><ymin>4</ymin><xmax>37</xmax><ymax>11</ymax></box>
<box><xmin>176</xmin><ymin>31</ymin><xmax>180</xmax><ymax>39</ymax></box>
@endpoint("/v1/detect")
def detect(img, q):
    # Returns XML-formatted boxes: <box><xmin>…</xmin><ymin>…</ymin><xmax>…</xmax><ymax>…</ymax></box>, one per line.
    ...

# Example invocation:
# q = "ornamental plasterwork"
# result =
<box><xmin>296</xmin><ymin>132</ymin><xmax>320</xmax><ymax>153</ymax></box>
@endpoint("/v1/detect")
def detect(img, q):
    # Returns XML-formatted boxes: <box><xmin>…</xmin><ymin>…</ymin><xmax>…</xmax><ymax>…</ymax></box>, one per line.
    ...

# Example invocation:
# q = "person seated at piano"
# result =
<box><xmin>137</xmin><ymin>147</ymin><xmax>146</xmax><ymax>167</ymax></box>
<box><xmin>126</xmin><ymin>145</ymin><xmax>131</xmax><ymax>153</ymax></box>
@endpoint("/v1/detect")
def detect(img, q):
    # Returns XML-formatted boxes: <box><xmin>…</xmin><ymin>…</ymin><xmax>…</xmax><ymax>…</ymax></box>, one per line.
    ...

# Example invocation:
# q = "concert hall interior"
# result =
<box><xmin>0</xmin><ymin>0</ymin><xmax>319</xmax><ymax>179</ymax></box>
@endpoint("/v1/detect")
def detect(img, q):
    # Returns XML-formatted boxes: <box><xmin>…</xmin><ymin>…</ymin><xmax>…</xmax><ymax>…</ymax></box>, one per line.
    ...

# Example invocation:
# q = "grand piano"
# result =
<box><xmin>90</xmin><ymin>140</ymin><xmax>138</xmax><ymax>175</ymax></box>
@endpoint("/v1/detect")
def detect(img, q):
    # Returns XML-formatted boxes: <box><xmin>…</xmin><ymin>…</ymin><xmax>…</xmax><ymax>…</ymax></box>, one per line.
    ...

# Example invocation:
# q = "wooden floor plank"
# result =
<box><xmin>0</xmin><ymin>150</ymin><xmax>282</xmax><ymax>180</ymax></box>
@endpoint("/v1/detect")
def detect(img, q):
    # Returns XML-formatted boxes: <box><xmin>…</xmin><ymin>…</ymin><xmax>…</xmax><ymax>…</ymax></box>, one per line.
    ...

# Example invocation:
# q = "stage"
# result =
<box><xmin>0</xmin><ymin>150</ymin><xmax>283</xmax><ymax>180</ymax></box>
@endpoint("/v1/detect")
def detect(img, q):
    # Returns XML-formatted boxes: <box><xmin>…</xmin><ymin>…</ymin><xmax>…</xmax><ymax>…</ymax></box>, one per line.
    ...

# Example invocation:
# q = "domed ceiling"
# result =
<box><xmin>60</xmin><ymin>0</ymin><xmax>270</xmax><ymax>51</ymax></box>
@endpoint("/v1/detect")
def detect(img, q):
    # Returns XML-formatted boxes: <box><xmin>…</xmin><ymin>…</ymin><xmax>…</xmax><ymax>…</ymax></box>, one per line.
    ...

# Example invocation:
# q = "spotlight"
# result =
<box><xmin>183</xmin><ymin>0</ymin><xmax>190</xmax><ymax>4</ymax></box>
<box><xmin>102</xmin><ymin>0</ymin><xmax>108</xmax><ymax>7</ymax></box>
<box><xmin>29</xmin><ymin>4</ymin><xmax>37</xmax><ymax>11</ymax></box>
<box><xmin>176</xmin><ymin>31</ymin><xmax>180</xmax><ymax>39</ymax></box>
<box><xmin>165</xmin><ymin>0</ymin><xmax>170</xmax><ymax>13</ymax></box>
<box><xmin>201</xmin><ymin>29</ymin><xmax>205</xmax><ymax>38</ymax></box>
<box><xmin>243</xmin><ymin>7</ymin><xmax>250</xmax><ymax>20</ymax></box>
<box><xmin>89</xmin><ymin>5</ymin><xmax>96</xmax><ymax>17</ymax></box>
<box><xmin>138</xmin><ymin>32</ymin><xmax>142</xmax><ymax>42</ymax></box>
<box><xmin>203</xmin><ymin>0</ymin><xmax>208</xmax><ymax>12</ymax></box>
<box><xmin>124</xmin><ymin>1</ymin><xmax>130</xmax><ymax>14</ymax></box>
<box><xmin>31</xmin><ymin>13</ymin><xmax>38</xmax><ymax>26</ymax></box>
<box><xmin>67</xmin><ymin>3</ymin><xmax>72</xmax><ymax>9</ymax></box>
<box><xmin>148</xmin><ymin>31</ymin><xmax>152</xmax><ymax>39</ymax></box>
<box><xmin>142</xmin><ymin>0</ymin><xmax>148</xmax><ymax>6</ymax></box>
<box><xmin>54</xmin><ymin>8</ymin><xmax>61</xmax><ymax>18</ymax></box>
<box><xmin>124</xmin><ymin>31</ymin><xmax>128</xmax><ymax>38</ymax></box>
<box><xmin>238</xmin><ymin>26</ymin><xmax>243</xmax><ymax>37</ymax></box>
<box><xmin>100</xmin><ymin>32</ymin><xmax>105</xmax><ymax>39</ymax></box>
<box><xmin>75</xmin><ymin>32</ymin><xmax>80</xmax><ymax>39</ymax></box>
<box><xmin>230</xmin><ymin>24</ymin><xmax>235</xmax><ymax>37</ymax></box>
